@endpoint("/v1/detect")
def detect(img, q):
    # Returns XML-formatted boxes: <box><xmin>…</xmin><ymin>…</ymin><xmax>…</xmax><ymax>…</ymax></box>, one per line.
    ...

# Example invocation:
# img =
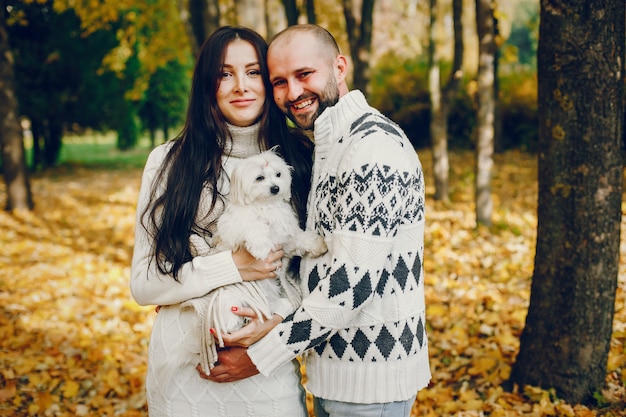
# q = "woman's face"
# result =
<box><xmin>217</xmin><ymin>39</ymin><xmax>266</xmax><ymax>127</ymax></box>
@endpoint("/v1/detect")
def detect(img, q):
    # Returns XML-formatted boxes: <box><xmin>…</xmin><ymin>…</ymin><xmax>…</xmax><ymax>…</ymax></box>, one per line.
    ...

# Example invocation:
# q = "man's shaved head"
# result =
<box><xmin>269</xmin><ymin>24</ymin><xmax>340</xmax><ymax>62</ymax></box>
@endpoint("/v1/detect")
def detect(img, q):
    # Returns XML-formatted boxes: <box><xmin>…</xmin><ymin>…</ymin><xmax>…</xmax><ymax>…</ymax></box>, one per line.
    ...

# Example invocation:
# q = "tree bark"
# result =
<box><xmin>186</xmin><ymin>0</ymin><xmax>220</xmax><ymax>57</ymax></box>
<box><xmin>282</xmin><ymin>0</ymin><xmax>299</xmax><ymax>26</ymax></box>
<box><xmin>507</xmin><ymin>0</ymin><xmax>624</xmax><ymax>404</ymax></box>
<box><xmin>342</xmin><ymin>0</ymin><xmax>374</xmax><ymax>94</ymax></box>
<box><xmin>430</xmin><ymin>0</ymin><xmax>463</xmax><ymax>202</ymax></box>
<box><xmin>0</xmin><ymin>2</ymin><xmax>33</xmax><ymax>210</ymax></box>
<box><xmin>474</xmin><ymin>0</ymin><xmax>495</xmax><ymax>226</ymax></box>
<box><xmin>305</xmin><ymin>0</ymin><xmax>316</xmax><ymax>24</ymax></box>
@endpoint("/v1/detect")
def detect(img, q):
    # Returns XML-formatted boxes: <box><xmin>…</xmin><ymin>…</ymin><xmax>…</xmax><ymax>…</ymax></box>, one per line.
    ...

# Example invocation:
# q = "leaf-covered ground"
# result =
<box><xmin>0</xmin><ymin>150</ymin><xmax>625</xmax><ymax>416</ymax></box>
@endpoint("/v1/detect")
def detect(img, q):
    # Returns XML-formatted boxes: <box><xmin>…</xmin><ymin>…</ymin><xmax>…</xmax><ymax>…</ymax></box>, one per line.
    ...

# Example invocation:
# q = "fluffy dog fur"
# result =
<box><xmin>211</xmin><ymin>148</ymin><xmax>327</xmax><ymax>332</ymax></box>
<box><xmin>177</xmin><ymin>149</ymin><xmax>326</xmax><ymax>376</ymax></box>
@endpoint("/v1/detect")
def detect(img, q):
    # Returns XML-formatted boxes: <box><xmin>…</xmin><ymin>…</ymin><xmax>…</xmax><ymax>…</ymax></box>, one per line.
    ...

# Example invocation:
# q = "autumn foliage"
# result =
<box><xmin>1</xmin><ymin>150</ymin><xmax>625</xmax><ymax>416</ymax></box>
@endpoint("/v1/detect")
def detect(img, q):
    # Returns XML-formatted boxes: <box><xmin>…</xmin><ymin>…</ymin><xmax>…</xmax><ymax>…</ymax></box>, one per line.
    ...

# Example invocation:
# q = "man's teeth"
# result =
<box><xmin>294</xmin><ymin>99</ymin><xmax>313</xmax><ymax>109</ymax></box>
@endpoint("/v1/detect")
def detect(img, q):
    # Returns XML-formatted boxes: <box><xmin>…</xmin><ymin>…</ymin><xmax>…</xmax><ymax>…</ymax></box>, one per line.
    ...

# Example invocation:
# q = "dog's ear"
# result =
<box><xmin>228</xmin><ymin>164</ymin><xmax>248</xmax><ymax>205</ymax></box>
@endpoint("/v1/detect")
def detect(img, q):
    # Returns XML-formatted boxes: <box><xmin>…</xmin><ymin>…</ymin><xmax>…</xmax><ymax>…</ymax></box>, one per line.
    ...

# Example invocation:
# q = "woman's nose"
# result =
<box><xmin>234</xmin><ymin>77</ymin><xmax>248</xmax><ymax>93</ymax></box>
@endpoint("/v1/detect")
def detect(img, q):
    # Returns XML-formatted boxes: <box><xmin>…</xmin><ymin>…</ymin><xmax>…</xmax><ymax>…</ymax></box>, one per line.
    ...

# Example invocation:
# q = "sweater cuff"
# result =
<box><xmin>191</xmin><ymin>250</ymin><xmax>242</xmax><ymax>288</ymax></box>
<box><xmin>247</xmin><ymin>326</ymin><xmax>294</xmax><ymax>376</ymax></box>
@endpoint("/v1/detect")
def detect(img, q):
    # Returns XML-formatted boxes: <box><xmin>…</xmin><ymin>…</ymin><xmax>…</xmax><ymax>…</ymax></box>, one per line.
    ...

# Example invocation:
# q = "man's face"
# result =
<box><xmin>267</xmin><ymin>33</ymin><xmax>340</xmax><ymax>130</ymax></box>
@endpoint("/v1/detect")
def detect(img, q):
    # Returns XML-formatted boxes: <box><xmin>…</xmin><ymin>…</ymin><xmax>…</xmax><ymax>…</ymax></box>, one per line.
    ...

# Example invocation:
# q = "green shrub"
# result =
<box><xmin>368</xmin><ymin>53</ymin><xmax>539</xmax><ymax>152</ymax></box>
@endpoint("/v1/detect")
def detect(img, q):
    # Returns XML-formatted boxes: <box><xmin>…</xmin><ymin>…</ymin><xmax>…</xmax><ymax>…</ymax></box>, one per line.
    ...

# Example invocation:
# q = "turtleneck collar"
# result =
<box><xmin>224</xmin><ymin>121</ymin><xmax>262</xmax><ymax>159</ymax></box>
<box><xmin>313</xmin><ymin>90</ymin><xmax>369</xmax><ymax>160</ymax></box>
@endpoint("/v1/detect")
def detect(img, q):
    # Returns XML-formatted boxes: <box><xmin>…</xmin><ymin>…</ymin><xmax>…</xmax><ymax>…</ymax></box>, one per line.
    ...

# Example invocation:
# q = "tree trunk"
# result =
<box><xmin>428</xmin><ymin>0</ymin><xmax>446</xmax><ymax>201</ymax></box>
<box><xmin>430</xmin><ymin>0</ymin><xmax>463</xmax><ymax>202</ymax></box>
<box><xmin>235</xmin><ymin>0</ymin><xmax>263</xmax><ymax>33</ymax></box>
<box><xmin>305</xmin><ymin>0</ymin><xmax>316</xmax><ymax>24</ymax></box>
<box><xmin>507</xmin><ymin>0</ymin><xmax>624</xmax><ymax>404</ymax></box>
<box><xmin>187</xmin><ymin>0</ymin><xmax>220</xmax><ymax>57</ymax></box>
<box><xmin>0</xmin><ymin>3</ymin><xmax>33</xmax><ymax>210</ymax></box>
<box><xmin>342</xmin><ymin>0</ymin><xmax>374</xmax><ymax>94</ymax></box>
<box><xmin>282</xmin><ymin>0</ymin><xmax>299</xmax><ymax>25</ymax></box>
<box><xmin>474</xmin><ymin>0</ymin><xmax>495</xmax><ymax>226</ymax></box>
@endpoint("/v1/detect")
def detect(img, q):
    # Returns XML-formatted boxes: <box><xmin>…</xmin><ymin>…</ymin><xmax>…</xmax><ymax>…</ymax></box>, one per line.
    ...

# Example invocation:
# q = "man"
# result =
<box><xmin>208</xmin><ymin>24</ymin><xmax>430</xmax><ymax>417</ymax></box>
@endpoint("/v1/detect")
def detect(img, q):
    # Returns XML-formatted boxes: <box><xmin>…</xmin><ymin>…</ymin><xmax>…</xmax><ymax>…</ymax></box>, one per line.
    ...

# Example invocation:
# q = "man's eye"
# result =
<box><xmin>272</xmin><ymin>80</ymin><xmax>286</xmax><ymax>87</ymax></box>
<box><xmin>256</xmin><ymin>176</ymin><xmax>264</xmax><ymax>181</ymax></box>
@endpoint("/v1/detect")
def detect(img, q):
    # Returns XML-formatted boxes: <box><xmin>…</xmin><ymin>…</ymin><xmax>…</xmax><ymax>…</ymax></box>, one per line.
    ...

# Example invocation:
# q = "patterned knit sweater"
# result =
<box><xmin>248</xmin><ymin>90</ymin><xmax>431</xmax><ymax>404</ymax></box>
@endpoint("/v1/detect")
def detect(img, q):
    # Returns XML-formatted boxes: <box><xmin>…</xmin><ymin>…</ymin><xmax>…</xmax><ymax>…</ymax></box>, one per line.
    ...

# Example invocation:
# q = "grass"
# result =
<box><xmin>26</xmin><ymin>131</ymin><xmax>157</xmax><ymax>170</ymax></box>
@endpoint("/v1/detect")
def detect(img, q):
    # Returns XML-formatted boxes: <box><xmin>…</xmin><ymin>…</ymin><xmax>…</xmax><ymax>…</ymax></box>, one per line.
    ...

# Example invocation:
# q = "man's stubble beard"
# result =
<box><xmin>287</xmin><ymin>79</ymin><xmax>340</xmax><ymax>131</ymax></box>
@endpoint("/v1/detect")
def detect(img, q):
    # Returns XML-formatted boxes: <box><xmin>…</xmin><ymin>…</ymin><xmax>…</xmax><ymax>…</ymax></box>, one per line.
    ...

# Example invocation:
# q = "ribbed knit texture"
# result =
<box><xmin>130</xmin><ymin>123</ymin><xmax>308</xmax><ymax>416</ymax></box>
<box><xmin>248</xmin><ymin>91</ymin><xmax>431</xmax><ymax>403</ymax></box>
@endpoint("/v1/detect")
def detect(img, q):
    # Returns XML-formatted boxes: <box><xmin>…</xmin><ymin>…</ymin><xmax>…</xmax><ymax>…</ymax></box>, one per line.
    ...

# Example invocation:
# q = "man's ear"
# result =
<box><xmin>334</xmin><ymin>54</ymin><xmax>349</xmax><ymax>84</ymax></box>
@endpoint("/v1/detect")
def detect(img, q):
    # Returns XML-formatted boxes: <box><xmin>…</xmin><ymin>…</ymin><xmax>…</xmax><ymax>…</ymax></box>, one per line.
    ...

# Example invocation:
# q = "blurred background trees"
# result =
<box><xmin>1</xmin><ymin>0</ymin><xmax>624</xmax><ymax>406</ymax></box>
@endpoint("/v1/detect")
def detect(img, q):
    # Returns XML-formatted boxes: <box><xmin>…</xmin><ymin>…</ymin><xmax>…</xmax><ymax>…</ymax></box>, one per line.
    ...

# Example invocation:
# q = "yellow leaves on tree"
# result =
<box><xmin>52</xmin><ymin>0</ymin><xmax>191</xmax><ymax>100</ymax></box>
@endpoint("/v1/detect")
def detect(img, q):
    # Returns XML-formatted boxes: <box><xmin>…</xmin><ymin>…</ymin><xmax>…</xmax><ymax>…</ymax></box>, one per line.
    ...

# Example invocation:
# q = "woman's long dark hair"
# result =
<box><xmin>142</xmin><ymin>26</ymin><xmax>313</xmax><ymax>281</ymax></box>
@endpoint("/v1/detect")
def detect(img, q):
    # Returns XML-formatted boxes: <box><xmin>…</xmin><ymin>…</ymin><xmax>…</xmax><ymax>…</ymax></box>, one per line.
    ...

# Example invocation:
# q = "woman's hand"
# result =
<box><xmin>218</xmin><ymin>306</ymin><xmax>282</xmax><ymax>347</ymax></box>
<box><xmin>232</xmin><ymin>247</ymin><xmax>284</xmax><ymax>282</ymax></box>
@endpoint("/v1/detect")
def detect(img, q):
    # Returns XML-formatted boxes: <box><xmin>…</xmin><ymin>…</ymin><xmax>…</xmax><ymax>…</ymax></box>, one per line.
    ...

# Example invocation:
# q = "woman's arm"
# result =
<box><xmin>129</xmin><ymin>145</ymin><xmax>283</xmax><ymax>306</ymax></box>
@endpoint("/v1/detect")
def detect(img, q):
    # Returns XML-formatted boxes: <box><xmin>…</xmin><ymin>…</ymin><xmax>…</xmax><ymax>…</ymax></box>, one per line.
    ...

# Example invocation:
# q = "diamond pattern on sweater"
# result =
<box><xmin>306</xmin><ymin>331</ymin><xmax>332</xmax><ymax>352</ymax></box>
<box><xmin>330</xmin><ymin>333</ymin><xmax>348</xmax><ymax>358</ymax></box>
<box><xmin>376</xmin><ymin>269</ymin><xmax>389</xmax><ymax>296</ymax></box>
<box><xmin>351</xmin><ymin>329</ymin><xmax>371</xmax><ymax>359</ymax></box>
<box><xmin>394</xmin><ymin>255</ymin><xmax>409</xmax><ymax>290</ymax></box>
<box><xmin>329</xmin><ymin>266</ymin><xmax>350</xmax><ymax>297</ymax></box>
<box><xmin>288</xmin><ymin>320</ymin><xmax>311</xmax><ymax>344</ymax></box>
<box><xmin>308</xmin><ymin>265</ymin><xmax>322</xmax><ymax>293</ymax></box>
<box><xmin>353</xmin><ymin>272</ymin><xmax>372</xmax><ymax>308</ymax></box>
<box><xmin>416</xmin><ymin>316</ymin><xmax>425</xmax><ymax>348</ymax></box>
<box><xmin>412</xmin><ymin>251</ymin><xmax>422</xmax><ymax>287</ymax></box>
<box><xmin>400</xmin><ymin>322</ymin><xmax>415</xmax><ymax>355</ymax></box>
<box><xmin>375</xmin><ymin>326</ymin><xmax>395</xmax><ymax>359</ymax></box>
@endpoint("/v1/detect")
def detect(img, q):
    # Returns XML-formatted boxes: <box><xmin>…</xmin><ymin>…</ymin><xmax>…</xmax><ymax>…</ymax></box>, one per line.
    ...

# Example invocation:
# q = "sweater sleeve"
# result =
<box><xmin>129</xmin><ymin>145</ymin><xmax>243</xmax><ymax>306</ymax></box>
<box><xmin>249</xmin><ymin>131</ymin><xmax>422</xmax><ymax>375</ymax></box>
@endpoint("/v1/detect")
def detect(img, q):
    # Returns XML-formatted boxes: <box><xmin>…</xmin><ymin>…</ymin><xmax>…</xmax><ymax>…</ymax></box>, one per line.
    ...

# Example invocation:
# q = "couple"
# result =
<box><xmin>130</xmin><ymin>24</ymin><xmax>430</xmax><ymax>417</ymax></box>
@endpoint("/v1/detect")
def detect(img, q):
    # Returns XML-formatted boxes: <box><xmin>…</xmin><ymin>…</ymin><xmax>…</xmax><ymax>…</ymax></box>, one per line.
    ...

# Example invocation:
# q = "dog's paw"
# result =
<box><xmin>246</xmin><ymin>239</ymin><xmax>274</xmax><ymax>260</ymax></box>
<box><xmin>295</xmin><ymin>232</ymin><xmax>327</xmax><ymax>258</ymax></box>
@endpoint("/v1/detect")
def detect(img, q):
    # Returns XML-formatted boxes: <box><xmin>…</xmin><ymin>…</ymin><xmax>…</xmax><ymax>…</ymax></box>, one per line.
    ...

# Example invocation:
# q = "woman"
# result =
<box><xmin>130</xmin><ymin>26</ymin><xmax>313</xmax><ymax>417</ymax></box>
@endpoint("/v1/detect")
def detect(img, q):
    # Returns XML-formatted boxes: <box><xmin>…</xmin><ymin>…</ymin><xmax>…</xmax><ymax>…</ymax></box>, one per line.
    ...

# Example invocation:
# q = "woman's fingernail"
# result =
<box><xmin>210</xmin><ymin>328</ymin><xmax>216</xmax><ymax>335</ymax></box>
<box><xmin>231</xmin><ymin>306</ymin><xmax>238</xmax><ymax>312</ymax></box>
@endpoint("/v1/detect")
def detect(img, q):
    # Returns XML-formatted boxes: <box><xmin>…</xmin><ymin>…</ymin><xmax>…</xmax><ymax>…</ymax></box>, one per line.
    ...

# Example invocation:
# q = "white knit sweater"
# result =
<box><xmin>248</xmin><ymin>91</ymin><xmax>431</xmax><ymax>404</ymax></box>
<box><xmin>130</xmin><ymin>123</ymin><xmax>307</xmax><ymax>417</ymax></box>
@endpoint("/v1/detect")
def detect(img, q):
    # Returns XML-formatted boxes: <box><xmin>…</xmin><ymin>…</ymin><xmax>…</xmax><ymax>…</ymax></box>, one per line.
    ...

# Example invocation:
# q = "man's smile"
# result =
<box><xmin>291</xmin><ymin>98</ymin><xmax>316</xmax><ymax>111</ymax></box>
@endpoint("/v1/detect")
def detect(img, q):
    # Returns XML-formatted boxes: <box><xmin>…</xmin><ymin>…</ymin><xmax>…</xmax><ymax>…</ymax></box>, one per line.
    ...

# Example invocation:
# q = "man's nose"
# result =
<box><xmin>286</xmin><ymin>81</ymin><xmax>304</xmax><ymax>102</ymax></box>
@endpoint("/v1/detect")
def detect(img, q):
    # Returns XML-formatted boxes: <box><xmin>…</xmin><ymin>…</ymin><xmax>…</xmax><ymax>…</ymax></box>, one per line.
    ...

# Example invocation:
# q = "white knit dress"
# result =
<box><xmin>130</xmin><ymin>123</ymin><xmax>308</xmax><ymax>417</ymax></box>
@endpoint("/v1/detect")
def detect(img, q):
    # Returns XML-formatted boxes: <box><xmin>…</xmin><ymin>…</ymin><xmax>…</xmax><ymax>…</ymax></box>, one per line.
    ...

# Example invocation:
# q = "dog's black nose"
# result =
<box><xmin>270</xmin><ymin>185</ymin><xmax>280</xmax><ymax>195</ymax></box>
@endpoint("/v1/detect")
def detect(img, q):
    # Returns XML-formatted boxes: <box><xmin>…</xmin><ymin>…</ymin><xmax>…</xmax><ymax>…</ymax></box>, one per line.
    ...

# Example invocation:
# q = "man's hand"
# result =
<box><xmin>197</xmin><ymin>346</ymin><xmax>259</xmax><ymax>383</ymax></box>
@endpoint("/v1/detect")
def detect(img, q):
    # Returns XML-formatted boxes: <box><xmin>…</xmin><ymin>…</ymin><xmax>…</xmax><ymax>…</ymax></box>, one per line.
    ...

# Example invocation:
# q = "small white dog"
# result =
<box><xmin>212</xmin><ymin>148</ymin><xmax>327</xmax><ymax>328</ymax></box>
<box><xmin>185</xmin><ymin>148</ymin><xmax>327</xmax><ymax>373</ymax></box>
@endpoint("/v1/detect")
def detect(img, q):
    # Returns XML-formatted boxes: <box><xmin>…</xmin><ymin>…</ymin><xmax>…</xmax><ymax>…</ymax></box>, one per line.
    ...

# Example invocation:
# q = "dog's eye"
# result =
<box><xmin>256</xmin><ymin>175</ymin><xmax>264</xmax><ymax>181</ymax></box>
<box><xmin>276</xmin><ymin>172</ymin><xmax>281</xmax><ymax>178</ymax></box>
